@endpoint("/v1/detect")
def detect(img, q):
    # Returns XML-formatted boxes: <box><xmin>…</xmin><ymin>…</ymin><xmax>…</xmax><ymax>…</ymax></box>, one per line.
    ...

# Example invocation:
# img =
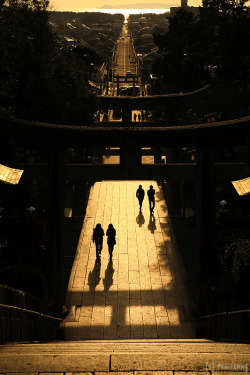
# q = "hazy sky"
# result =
<box><xmin>50</xmin><ymin>0</ymin><xmax>202</xmax><ymax>11</ymax></box>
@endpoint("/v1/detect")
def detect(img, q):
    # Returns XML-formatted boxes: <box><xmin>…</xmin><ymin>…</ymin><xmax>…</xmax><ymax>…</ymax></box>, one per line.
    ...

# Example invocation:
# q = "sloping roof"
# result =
<box><xmin>232</xmin><ymin>177</ymin><xmax>250</xmax><ymax>196</ymax></box>
<box><xmin>0</xmin><ymin>164</ymin><xmax>23</xmax><ymax>185</ymax></box>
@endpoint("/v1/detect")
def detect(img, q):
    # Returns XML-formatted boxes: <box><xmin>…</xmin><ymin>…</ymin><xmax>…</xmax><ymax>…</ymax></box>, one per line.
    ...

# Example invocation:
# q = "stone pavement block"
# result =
<box><xmin>159</xmin><ymin>266</ymin><xmax>172</xmax><ymax>276</ymax></box>
<box><xmin>182</xmin><ymin>322</ymin><xmax>197</xmax><ymax>339</ymax></box>
<box><xmin>141</xmin><ymin>290</ymin><xmax>154</xmax><ymax>304</ymax></box>
<box><xmin>104</xmin><ymin>324</ymin><xmax>118</xmax><ymax>339</ymax></box>
<box><xmin>142</xmin><ymin>305</ymin><xmax>155</xmax><ymax>320</ymax></box>
<box><xmin>38</xmin><ymin>373</ymin><xmax>64</xmax><ymax>375</ymax></box>
<box><xmin>106</xmin><ymin>293</ymin><xmax>118</xmax><ymax>304</ymax></box>
<box><xmin>135</xmin><ymin>372</ymin><xmax>173</xmax><ymax>375</ymax></box>
<box><xmin>110</xmin><ymin>353</ymin><xmax>250</xmax><ymax>372</ymax></box>
<box><xmin>156</xmin><ymin>318</ymin><xmax>171</xmax><ymax>339</ymax></box>
<box><xmin>129</xmin><ymin>283</ymin><xmax>141</xmax><ymax>293</ymax></box>
<box><xmin>131</xmin><ymin>325</ymin><xmax>144</xmax><ymax>338</ymax></box>
<box><xmin>118</xmin><ymin>324</ymin><xmax>130</xmax><ymax>338</ymax></box>
<box><xmin>89</xmin><ymin>326</ymin><xmax>104</xmax><ymax>339</ymax></box>
<box><xmin>156</xmin><ymin>247</ymin><xmax>168</xmax><ymax>255</ymax></box>
<box><xmin>0</xmin><ymin>354</ymin><xmax>110</xmax><ymax>373</ymax></box>
<box><xmin>80</xmin><ymin>305</ymin><xmax>93</xmax><ymax>317</ymax></box>
<box><xmin>164</xmin><ymin>292</ymin><xmax>178</xmax><ymax>307</ymax></box>
<box><xmin>150</xmin><ymin>274</ymin><xmax>163</xmax><ymax>286</ymax></box>
<box><xmin>76</xmin><ymin>325</ymin><xmax>90</xmax><ymax>339</ymax></box>
<box><xmin>161</xmin><ymin>275</ymin><xmax>173</xmax><ymax>287</ymax></box>
<box><xmin>154</xmin><ymin>305</ymin><xmax>168</xmax><ymax>317</ymax></box>
<box><xmin>69</xmin><ymin>292</ymin><xmax>83</xmax><ymax>306</ymax></box>
<box><xmin>143</xmin><ymin>324</ymin><xmax>158</xmax><ymax>338</ymax></box>
<box><xmin>140</xmin><ymin>278</ymin><xmax>153</xmax><ymax>290</ymax></box>
<box><xmin>169</xmin><ymin>323</ymin><xmax>185</xmax><ymax>339</ymax></box>
<box><xmin>107</xmin><ymin>283</ymin><xmax>118</xmax><ymax>292</ymax></box>
<box><xmin>64</xmin><ymin>322</ymin><xmax>78</xmax><ymax>340</ymax></box>
<box><xmin>81</xmin><ymin>293</ymin><xmax>95</xmax><ymax>306</ymax></box>
<box><xmin>167</xmin><ymin>308</ymin><xmax>181</xmax><ymax>323</ymax></box>
<box><xmin>129</xmin><ymin>270</ymin><xmax>140</xmax><ymax>284</ymax></box>
<box><xmin>92</xmin><ymin>307</ymin><xmax>105</xmax><ymax>323</ymax></box>
<box><xmin>174</xmin><ymin>373</ymin><xmax>210</xmax><ymax>375</ymax></box>
<box><xmin>152</xmin><ymin>289</ymin><xmax>165</xmax><ymax>305</ymax></box>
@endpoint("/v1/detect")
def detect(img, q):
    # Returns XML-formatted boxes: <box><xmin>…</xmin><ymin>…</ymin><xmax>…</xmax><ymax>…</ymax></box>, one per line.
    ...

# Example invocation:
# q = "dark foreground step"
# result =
<box><xmin>0</xmin><ymin>339</ymin><xmax>249</xmax><ymax>374</ymax></box>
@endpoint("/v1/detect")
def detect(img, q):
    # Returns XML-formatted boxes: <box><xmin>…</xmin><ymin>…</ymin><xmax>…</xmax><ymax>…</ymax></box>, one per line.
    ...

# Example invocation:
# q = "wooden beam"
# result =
<box><xmin>18</xmin><ymin>162</ymin><xmax>247</xmax><ymax>182</ymax></box>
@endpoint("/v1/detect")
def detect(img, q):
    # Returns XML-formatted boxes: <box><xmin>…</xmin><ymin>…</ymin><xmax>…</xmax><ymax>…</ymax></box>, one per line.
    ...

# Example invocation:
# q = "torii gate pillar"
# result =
<box><xmin>46</xmin><ymin>145</ymin><xmax>65</xmax><ymax>312</ymax></box>
<box><xmin>196</xmin><ymin>148</ymin><xmax>215</xmax><ymax>308</ymax></box>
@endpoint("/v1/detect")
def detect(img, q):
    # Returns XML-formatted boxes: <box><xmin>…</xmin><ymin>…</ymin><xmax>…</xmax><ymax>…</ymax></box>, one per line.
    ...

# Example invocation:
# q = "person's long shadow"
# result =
<box><xmin>103</xmin><ymin>259</ymin><xmax>114</xmax><ymax>291</ymax></box>
<box><xmin>148</xmin><ymin>214</ymin><xmax>156</xmax><ymax>233</ymax></box>
<box><xmin>88</xmin><ymin>258</ymin><xmax>101</xmax><ymax>292</ymax></box>
<box><xmin>136</xmin><ymin>210</ymin><xmax>145</xmax><ymax>227</ymax></box>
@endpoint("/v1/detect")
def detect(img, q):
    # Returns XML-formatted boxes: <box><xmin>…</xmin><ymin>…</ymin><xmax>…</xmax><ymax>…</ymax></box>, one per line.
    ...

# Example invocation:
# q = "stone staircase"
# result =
<box><xmin>0</xmin><ymin>339</ymin><xmax>249</xmax><ymax>374</ymax></box>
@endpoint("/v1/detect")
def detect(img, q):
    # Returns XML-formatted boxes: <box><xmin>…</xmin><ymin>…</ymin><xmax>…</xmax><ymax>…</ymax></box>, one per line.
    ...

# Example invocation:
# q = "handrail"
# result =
<box><xmin>0</xmin><ymin>284</ymin><xmax>55</xmax><ymax>315</ymax></box>
<box><xmin>201</xmin><ymin>309</ymin><xmax>250</xmax><ymax>319</ymax></box>
<box><xmin>0</xmin><ymin>303</ymin><xmax>62</xmax><ymax>344</ymax></box>
<box><xmin>0</xmin><ymin>303</ymin><xmax>62</xmax><ymax>321</ymax></box>
<box><xmin>200</xmin><ymin>309</ymin><xmax>250</xmax><ymax>341</ymax></box>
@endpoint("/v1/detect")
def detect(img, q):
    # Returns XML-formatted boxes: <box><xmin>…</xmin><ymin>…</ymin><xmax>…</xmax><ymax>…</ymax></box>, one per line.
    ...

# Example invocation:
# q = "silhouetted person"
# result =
<box><xmin>147</xmin><ymin>185</ymin><xmax>155</xmax><ymax>214</ymax></box>
<box><xmin>148</xmin><ymin>214</ymin><xmax>156</xmax><ymax>233</ymax></box>
<box><xmin>136</xmin><ymin>185</ymin><xmax>145</xmax><ymax>210</ymax></box>
<box><xmin>136</xmin><ymin>211</ymin><xmax>145</xmax><ymax>227</ymax></box>
<box><xmin>92</xmin><ymin>223</ymin><xmax>104</xmax><ymax>259</ymax></box>
<box><xmin>106</xmin><ymin>223</ymin><xmax>116</xmax><ymax>259</ymax></box>
<box><xmin>133</xmin><ymin>113</ymin><xmax>137</xmax><ymax>122</ymax></box>
<box><xmin>138</xmin><ymin>113</ymin><xmax>141</xmax><ymax>122</ymax></box>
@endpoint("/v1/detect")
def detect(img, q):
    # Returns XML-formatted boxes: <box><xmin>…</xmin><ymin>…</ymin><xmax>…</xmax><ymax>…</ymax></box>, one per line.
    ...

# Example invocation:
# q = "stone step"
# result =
<box><xmin>0</xmin><ymin>339</ymin><xmax>249</xmax><ymax>373</ymax></box>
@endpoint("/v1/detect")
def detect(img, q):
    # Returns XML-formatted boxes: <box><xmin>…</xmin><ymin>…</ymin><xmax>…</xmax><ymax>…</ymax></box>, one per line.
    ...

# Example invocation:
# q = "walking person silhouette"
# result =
<box><xmin>106</xmin><ymin>224</ymin><xmax>116</xmax><ymax>259</ymax></box>
<box><xmin>136</xmin><ymin>184</ymin><xmax>145</xmax><ymax>210</ymax></box>
<box><xmin>133</xmin><ymin>113</ymin><xmax>137</xmax><ymax>122</ymax></box>
<box><xmin>147</xmin><ymin>185</ymin><xmax>155</xmax><ymax>214</ymax></box>
<box><xmin>92</xmin><ymin>223</ymin><xmax>104</xmax><ymax>259</ymax></box>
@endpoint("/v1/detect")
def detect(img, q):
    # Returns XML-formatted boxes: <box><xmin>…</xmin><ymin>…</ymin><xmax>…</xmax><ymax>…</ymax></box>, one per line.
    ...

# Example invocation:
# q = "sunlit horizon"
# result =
<box><xmin>50</xmin><ymin>7</ymin><xmax>171</xmax><ymax>17</ymax></box>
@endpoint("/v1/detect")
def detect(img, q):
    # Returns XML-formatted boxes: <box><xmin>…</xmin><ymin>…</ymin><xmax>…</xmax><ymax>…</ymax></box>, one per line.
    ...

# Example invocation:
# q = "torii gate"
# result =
<box><xmin>1</xmin><ymin>113</ymin><xmax>250</xmax><ymax>308</ymax></box>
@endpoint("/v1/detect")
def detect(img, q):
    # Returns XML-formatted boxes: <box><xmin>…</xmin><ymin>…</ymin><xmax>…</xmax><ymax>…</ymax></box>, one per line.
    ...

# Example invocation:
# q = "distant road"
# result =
<box><xmin>113</xmin><ymin>24</ymin><xmax>137</xmax><ymax>88</ymax></box>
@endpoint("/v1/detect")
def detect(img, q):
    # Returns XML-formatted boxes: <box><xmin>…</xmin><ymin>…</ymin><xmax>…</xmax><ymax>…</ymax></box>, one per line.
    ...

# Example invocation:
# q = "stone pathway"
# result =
<box><xmin>63</xmin><ymin>181</ymin><xmax>196</xmax><ymax>340</ymax></box>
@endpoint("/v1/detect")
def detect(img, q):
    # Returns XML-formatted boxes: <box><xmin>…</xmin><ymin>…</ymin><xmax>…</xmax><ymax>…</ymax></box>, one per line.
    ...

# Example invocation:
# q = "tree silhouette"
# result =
<box><xmin>0</xmin><ymin>0</ymin><xmax>96</xmax><ymax>125</ymax></box>
<box><xmin>153</xmin><ymin>0</ymin><xmax>250</xmax><ymax>116</ymax></box>
<box><xmin>153</xmin><ymin>9</ymin><xmax>207</xmax><ymax>93</ymax></box>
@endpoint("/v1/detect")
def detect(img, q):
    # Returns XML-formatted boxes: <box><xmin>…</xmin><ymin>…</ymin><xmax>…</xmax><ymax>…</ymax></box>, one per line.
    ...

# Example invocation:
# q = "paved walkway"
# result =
<box><xmin>63</xmin><ymin>181</ymin><xmax>196</xmax><ymax>340</ymax></box>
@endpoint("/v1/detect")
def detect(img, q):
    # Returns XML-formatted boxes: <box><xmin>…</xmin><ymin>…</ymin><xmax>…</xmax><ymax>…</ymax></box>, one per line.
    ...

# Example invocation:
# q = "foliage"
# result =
<box><xmin>153</xmin><ymin>0</ymin><xmax>250</xmax><ymax>107</ymax></box>
<box><xmin>73</xmin><ymin>46</ymin><xmax>102</xmax><ymax>69</ymax></box>
<box><xmin>225</xmin><ymin>238</ymin><xmax>250</xmax><ymax>277</ymax></box>
<box><xmin>153</xmin><ymin>9</ymin><xmax>208</xmax><ymax>93</ymax></box>
<box><xmin>0</xmin><ymin>0</ymin><xmax>97</xmax><ymax>125</ymax></box>
<box><xmin>223</xmin><ymin>237</ymin><xmax>250</xmax><ymax>305</ymax></box>
<box><xmin>200</xmin><ymin>0</ymin><xmax>250</xmax><ymax>87</ymax></box>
